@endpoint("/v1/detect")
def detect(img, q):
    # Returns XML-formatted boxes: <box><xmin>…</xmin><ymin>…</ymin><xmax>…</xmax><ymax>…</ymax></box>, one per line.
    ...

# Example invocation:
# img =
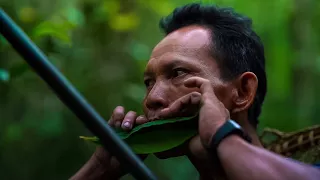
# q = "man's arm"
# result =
<box><xmin>70</xmin><ymin>107</ymin><xmax>149</xmax><ymax>180</ymax></box>
<box><xmin>183</xmin><ymin>77</ymin><xmax>320</xmax><ymax>180</ymax></box>
<box><xmin>216</xmin><ymin>135</ymin><xmax>320</xmax><ymax>180</ymax></box>
<box><xmin>70</xmin><ymin>147</ymin><xmax>123</xmax><ymax>180</ymax></box>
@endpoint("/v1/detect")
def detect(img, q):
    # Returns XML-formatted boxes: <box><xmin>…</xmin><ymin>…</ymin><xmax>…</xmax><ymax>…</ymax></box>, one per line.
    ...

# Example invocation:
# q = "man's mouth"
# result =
<box><xmin>146</xmin><ymin>111</ymin><xmax>161</xmax><ymax>121</ymax></box>
<box><xmin>147</xmin><ymin>115</ymin><xmax>160</xmax><ymax>122</ymax></box>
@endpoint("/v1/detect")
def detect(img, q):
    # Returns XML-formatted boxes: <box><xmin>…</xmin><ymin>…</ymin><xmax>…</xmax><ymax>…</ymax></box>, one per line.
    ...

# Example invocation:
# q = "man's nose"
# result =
<box><xmin>145</xmin><ymin>84</ymin><xmax>169</xmax><ymax>110</ymax></box>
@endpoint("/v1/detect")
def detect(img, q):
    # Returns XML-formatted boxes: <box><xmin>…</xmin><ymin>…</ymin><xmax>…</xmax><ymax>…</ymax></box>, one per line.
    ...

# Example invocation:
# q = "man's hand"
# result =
<box><xmin>184</xmin><ymin>77</ymin><xmax>229</xmax><ymax>148</ymax></box>
<box><xmin>157</xmin><ymin>77</ymin><xmax>229</xmax><ymax>179</ymax></box>
<box><xmin>173</xmin><ymin>77</ymin><xmax>320</xmax><ymax>180</ymax></box>
<box><xmin>158</xmin><ymin>77</ymin><xmax>229</xmax><ymax>158</ymax></box>
<box><xmin>70</xmin><ymin>106</ymin><xmax>149</xmax><ymax>180</ymax></box>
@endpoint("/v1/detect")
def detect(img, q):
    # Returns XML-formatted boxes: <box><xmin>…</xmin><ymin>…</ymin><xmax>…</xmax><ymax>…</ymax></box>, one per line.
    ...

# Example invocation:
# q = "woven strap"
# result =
<box><xmin>260</xmin><ymin>125</ymin><xmax>320</xmax><ymax>164</ymax></box>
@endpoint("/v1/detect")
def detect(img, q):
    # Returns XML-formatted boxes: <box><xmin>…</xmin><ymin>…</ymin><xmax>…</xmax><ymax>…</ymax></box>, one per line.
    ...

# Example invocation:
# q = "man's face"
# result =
<box><xmin>143</xmin><ymin>25</ymin><xmax>233</xmax><ymax>120</ymax></box>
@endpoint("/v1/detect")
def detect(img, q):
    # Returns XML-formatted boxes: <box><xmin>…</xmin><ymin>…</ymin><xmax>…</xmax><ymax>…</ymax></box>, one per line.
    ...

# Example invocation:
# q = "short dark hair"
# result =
<box><xmin>159</xmin><ymin>3</ymin><xmax>267</xmax><ymax>128</ymax></box>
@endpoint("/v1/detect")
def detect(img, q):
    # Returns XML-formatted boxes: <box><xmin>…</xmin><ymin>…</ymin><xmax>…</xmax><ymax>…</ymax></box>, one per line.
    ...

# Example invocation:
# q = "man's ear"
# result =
<box><xmin>231</xmin><ymin>72</ymin><xmax>258</xmax><ymax>114</ymax></box>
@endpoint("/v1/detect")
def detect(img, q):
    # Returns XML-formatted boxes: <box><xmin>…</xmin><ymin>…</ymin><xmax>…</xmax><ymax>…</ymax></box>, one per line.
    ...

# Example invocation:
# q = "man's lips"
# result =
<box><xmin>146</xmin><ymin>111</ymin><xmax>161</xmax><ymax>121</ymax></box>
<box><xmin>147</xmin><ymin>114</ymin><xmax>160</xmax><ymax>121</ymax></box>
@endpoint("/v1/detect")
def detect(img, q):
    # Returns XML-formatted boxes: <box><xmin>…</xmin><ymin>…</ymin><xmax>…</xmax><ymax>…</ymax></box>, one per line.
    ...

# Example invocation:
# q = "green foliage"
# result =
<box><xmin>0</xmin><ymin>68</ymin><xmax>10</xmax><ymax>82</ymax></box>
<box><xmin>32</xmin><ymin>20</ymin><xmax>74</xmax><ymax>45</ymax></box>
<box><xmin>80</xmin><ymin>115</ymin><xmax>198</xmax><ymax>154</ymax></box>
<box><xmin>1</xmin><ymin>0</ymin><xmax>320</xmax><ymax>179</ymax></box>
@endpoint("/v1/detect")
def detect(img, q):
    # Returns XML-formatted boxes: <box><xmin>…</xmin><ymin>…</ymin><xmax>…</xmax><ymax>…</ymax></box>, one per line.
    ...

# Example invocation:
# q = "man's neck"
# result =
<box><xmin>240</xmin><ymin>122</ymin><xmax>263</xmax><ymax>147</ymax></box>
<box><xmin>232</xmin><ymin>113</ymin><xmax>263</xmax><ymax>147</ymax></box>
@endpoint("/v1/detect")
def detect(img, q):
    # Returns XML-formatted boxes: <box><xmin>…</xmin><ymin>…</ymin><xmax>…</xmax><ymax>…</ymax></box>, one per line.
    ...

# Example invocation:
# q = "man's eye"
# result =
<box><xmin>144</xmin><ymin>79</ymin><xmax>150</xmax><ymax>87</ymax></box>
<box><xmin>144</xmin><ymin>79</ymin><xmax>154</xmax><ymax>88</ymax></box>
<box><xmin>173</xmin><ymin>68</ymin><xmax>189</xmax><ymax>77</ymax></box>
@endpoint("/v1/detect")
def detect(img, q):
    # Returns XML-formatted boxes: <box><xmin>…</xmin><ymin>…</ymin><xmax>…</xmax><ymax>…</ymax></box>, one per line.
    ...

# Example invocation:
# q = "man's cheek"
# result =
<box><xmin>180</xmin><ymin>86</ymin><xmax>201</xmax><ymax>96</ymax></box>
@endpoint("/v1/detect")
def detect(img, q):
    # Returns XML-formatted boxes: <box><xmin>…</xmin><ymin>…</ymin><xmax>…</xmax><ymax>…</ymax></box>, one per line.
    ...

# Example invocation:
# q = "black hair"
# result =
<box><xmin>159</xmin><ymin>3</ymin><xmax>267</xmax><ymax>128</ymax></box>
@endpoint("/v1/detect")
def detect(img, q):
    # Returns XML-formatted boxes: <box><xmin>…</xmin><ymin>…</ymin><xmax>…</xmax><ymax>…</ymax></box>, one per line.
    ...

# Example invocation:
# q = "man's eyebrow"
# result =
<box><xmin>143</xmin><ymin>71</ymin><xmax>153</xmax><ymax>77</ymax></box>
<box><xmin>143</xmin><ymin>58</ymin><xmax>195</xmax><ymax>78</ymax></box>
<box><xmin>163</xmin><ymin>59</ymin><xmax>194</xmax><ymax>68</ymax></box>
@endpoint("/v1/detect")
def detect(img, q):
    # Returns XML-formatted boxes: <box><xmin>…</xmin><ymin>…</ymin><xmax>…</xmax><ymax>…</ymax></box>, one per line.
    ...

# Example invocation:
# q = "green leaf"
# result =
<box><xmin>80</xmin><ymin>115</ymin><xmax>198</xmax><ymax>154</ymax></box>
<box><xmin>64</xmin><ymin>7</ymin><xmax>85</xmax><ymax>26</ymax></box>
<box><xmin>32</xmin><ymin>21</ymin><xmax>73</xmax><ymax>44</ymax></box>
<box><xmin>108</xmin><ymin>12</ymin><xmax>140</xmax><ymax>32</ymax></box>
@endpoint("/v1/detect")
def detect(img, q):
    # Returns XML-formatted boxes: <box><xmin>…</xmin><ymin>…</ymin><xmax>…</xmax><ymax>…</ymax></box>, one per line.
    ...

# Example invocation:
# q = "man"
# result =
<box><xmin>71</xmin><ymin>3</ymin><xmax>320</xmax><ymax>180</ymax></box>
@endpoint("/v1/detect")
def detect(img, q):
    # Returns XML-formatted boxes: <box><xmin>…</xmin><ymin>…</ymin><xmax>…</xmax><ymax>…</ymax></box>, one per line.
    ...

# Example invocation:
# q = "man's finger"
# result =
<box><xmin>184</xmin><ymin>77</ymin><xmax>217</xmax><ymax>100</ymax></box>
<box><xmin>109</xmin><ymin>106</ymin><xmax>125</xmax><ymax>128</ymax></box>
<box><xmin>136</xmin><ymin>115</ymin><xmax>149</xmax><ymax>125</ymax></box>
<box><xmin>121</xmin><ymin>111</ymin><xmax>137</xmax><ymax>131</ymax></box>
<box><xmin>159</xmin><ymin>92</ymin><xmax>201</xmax><ymax>118</ymax></box>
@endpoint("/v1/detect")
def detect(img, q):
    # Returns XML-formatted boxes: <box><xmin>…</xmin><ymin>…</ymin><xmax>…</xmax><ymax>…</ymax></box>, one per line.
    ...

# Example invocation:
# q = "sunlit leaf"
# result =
<box><xmin>18</xmin><ymin>7</ymin><xmax>37</xmax><ymax>23</ymax></box>
<box><xmin>64</xmin><ymin>7</ymin><xmax>85</xmax><ymax>26</ymax></box>
<box><xmin>109</xmin><ymin>12</ymin><xmax>140</xmax><ymax>32</ymax></box>
<box><xmin>32</xmin><ymin>21</ymin><xmax>73</xmax><ymax>44</ymax></box>
<box><xmin>80</xmin><ymin>115</ymin><xmax>198</xmax><ymax>154</ymax></box>
<box><xmin>0</xmin><ymin>68</ymin><xmax>10</xmax><ymax>82</ymax></box>
<box><xmin>144</xmin><ymin>1</ymin><xmax>175</xmax><ymax>16</ymax></box>
<box><xmin>102</xmin><ymin>0</ymin><xmax>120</xmax><ymax>16</ymax></box>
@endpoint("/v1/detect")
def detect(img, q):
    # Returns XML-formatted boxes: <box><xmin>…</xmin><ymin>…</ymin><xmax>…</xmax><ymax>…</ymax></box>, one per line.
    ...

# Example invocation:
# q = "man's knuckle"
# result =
<box><xmin>190</xmin><ymin>92</ymin><xmax>200</xmax><ymax>97</ymax></box>
<box><xmin>203</xmin><ymin>79</ymin><xmax>210</xmax><ymax>84</ymax></box>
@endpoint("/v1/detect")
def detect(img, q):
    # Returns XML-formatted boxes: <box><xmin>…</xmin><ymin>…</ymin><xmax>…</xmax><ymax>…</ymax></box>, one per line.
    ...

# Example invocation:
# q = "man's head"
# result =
<box><xmin>142</xmin><ymin>3</ymin><xmax>267</xmax><ymax>129</ymax></box>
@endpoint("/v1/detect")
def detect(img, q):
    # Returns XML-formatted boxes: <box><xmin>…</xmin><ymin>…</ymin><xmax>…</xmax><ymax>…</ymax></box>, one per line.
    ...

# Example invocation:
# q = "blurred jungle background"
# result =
<box><xmin>0</xmin><ymin>0</ymin><xmax>320</xmax><ymax>179</ymax></box>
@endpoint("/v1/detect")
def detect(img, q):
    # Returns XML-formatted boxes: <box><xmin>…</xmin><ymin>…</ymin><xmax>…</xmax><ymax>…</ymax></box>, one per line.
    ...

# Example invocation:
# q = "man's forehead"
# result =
<box><xmin>151</xmin><ymin>25</ymin><xmax>212</xmax><ymax>58</ymax></box>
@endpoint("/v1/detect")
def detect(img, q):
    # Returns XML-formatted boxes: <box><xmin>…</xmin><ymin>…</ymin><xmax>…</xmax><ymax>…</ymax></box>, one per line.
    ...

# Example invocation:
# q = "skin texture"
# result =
<box><xmin>70</xmin><ymin>25</ymin><xmax>320</xmax><ymax>180</ymax></box>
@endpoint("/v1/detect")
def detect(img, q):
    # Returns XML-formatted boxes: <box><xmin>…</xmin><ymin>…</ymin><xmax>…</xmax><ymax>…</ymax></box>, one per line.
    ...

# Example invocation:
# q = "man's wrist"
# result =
<box><xmin>200</xmin><ymin>121</ymin><xmax>226</xmax><ymax>148</ymax></box>
<box><xmin>208</xmin><ymin>120</ymin><xmax>250</xmax><ymax>149</ymax></box>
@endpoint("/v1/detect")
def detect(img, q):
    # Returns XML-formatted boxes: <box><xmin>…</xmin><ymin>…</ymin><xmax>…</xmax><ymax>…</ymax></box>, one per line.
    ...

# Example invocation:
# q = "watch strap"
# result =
<box><xmin>209</xmin><ymin>120</ymin><xmax>252</xmax><ymax>150</ymax></box>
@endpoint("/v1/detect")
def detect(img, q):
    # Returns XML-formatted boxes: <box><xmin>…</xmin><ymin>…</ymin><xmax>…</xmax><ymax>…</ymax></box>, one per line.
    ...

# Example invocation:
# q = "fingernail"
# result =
<box><xmin>116</xmin><ymin>106</ymin><xmax>123</xmax><ymax>111</ymax></box>
<box><xmin>123</xmin><ymin>122</ymin><xmax>131</xmax><ymax>128</ymax></box>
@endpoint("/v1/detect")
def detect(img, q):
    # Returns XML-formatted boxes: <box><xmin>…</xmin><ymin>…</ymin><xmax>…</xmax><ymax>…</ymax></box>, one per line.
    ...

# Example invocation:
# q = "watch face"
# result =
<box><xmin>229</xmin><ymin>120</ymin><xmax>241</xmax><ymax>129</ymax></box>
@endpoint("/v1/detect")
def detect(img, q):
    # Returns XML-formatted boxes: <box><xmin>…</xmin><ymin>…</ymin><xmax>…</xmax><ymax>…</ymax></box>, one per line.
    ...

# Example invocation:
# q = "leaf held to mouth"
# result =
<box><xmin>80</xmin><ymin>115</ymin><xmax>198</xmax><ymax>154</ymax></box>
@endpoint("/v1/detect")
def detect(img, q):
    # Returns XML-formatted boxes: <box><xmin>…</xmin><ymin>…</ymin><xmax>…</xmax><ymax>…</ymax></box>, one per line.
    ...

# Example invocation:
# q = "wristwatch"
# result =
<box><xmin>208</xmin><ymin>120</ymin><xmax>252</xmax><ymax>152</ymax></box>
